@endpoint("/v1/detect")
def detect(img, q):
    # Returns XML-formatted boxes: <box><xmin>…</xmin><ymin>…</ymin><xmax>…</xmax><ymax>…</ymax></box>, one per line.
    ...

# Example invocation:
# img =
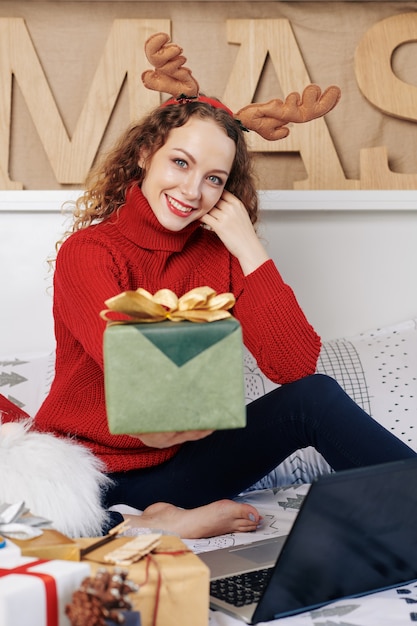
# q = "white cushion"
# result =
<box><xmin>318</xmin><ymin>318</ymin><xmax>417</xmax><ymax>448</ymax></box>
<box><xmin>0</xmin><ymin>351</ymin><xmax>55</xmax><ymax>418</ymax></box>
<box><xmin>245</xmin><ymin>317</ymin><xmax>417</xmax><ymax>488</ymax></box>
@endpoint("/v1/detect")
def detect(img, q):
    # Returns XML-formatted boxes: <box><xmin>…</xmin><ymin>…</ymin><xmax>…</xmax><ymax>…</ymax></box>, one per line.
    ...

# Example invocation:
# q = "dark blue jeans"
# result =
<box><xmin>105</xmin><ymin>374</ymin><xmax>415</xmax><ymax>510</ymax></box>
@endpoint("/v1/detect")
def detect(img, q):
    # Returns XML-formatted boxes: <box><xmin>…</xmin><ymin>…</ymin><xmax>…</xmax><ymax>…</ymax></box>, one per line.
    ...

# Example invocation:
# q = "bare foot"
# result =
<box><xmin>125</xmin><ymin>500</ymin><xmax>261</xmax><ymax>539</ymax></box>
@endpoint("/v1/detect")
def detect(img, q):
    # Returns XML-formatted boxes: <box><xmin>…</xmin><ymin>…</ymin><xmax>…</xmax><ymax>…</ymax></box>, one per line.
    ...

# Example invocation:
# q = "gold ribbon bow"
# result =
<box><xmin>100</xmin><ymin>286</ymin><xmax>235</xmax><ymax>323</ymax></box>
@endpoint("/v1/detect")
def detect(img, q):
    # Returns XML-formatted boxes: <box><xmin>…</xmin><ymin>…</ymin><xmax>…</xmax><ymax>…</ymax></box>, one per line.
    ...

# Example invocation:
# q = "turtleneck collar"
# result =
<box><xmin>112</xmin><ymin>184</ymin><xmax>201</xmax><ymax>252</ymax></box>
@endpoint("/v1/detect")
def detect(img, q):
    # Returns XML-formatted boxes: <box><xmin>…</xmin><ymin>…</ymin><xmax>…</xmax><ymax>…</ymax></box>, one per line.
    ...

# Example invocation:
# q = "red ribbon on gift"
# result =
<box><xmin>0</xmin><ymin>559</ymin><xmax>58</xmax><ymax>626</ymax></box>
<box><xmin>141</xmin><ymin>549</ymin><xmax>191</xmax><ymax>626</ymax></box>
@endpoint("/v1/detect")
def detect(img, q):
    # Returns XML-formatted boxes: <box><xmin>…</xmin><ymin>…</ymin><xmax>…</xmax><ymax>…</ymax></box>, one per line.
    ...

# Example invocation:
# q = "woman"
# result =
<box><xmin>28</xmin><ymin>90</ymin><xmax>415</xmax><ymax>539</ymax></box>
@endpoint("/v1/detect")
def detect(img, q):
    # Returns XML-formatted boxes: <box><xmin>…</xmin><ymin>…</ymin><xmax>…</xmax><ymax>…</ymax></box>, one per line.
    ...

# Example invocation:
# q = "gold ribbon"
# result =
<box><xmin>100</xmin><ymin>286</ymin><xmax>235</xmax><ymax>323</ymax></box>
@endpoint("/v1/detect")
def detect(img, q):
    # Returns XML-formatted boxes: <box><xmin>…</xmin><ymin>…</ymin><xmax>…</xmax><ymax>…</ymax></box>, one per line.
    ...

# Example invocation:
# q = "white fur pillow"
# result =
<box><xmin>0</xmin><ymin>419</ymin><xmax>111</xmax><ymax>537</ymax></box>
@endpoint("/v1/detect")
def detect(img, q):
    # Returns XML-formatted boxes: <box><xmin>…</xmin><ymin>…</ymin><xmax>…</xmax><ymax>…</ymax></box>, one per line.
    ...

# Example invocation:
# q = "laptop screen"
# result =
<box><xmin>253</xmin><ymin>458</ymin><xmax>417</xmax><ymax>623</ymax></box>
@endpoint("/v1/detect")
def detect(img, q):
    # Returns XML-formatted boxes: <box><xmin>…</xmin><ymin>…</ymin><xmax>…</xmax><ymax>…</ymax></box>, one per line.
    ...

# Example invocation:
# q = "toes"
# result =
<box><xmin>234</xmin><ymin>519</ymin><xmax>258</xmax><ymax>533</ymax></box>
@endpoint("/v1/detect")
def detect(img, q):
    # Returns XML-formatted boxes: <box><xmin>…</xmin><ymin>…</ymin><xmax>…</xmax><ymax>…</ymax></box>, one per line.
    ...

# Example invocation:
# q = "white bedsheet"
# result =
<box><xmin>208</xmin><ymin>583</ymin><xmax>417</xmax><ymax>626</ymax></box>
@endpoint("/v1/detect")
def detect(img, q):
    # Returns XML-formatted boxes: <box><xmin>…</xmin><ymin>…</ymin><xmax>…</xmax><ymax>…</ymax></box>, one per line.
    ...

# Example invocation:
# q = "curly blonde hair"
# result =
<box><xmin>58</xmin><ymin>101</ymin><xmax>259</xmax><ymax>249</ymax></box>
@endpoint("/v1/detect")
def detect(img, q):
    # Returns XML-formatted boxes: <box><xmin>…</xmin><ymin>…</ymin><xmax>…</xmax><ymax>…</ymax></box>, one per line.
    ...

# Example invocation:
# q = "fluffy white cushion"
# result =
<box><xmin>0</xmin><ymin>419</ymin><xmax>111</xmax><ymax>537</ymax></box>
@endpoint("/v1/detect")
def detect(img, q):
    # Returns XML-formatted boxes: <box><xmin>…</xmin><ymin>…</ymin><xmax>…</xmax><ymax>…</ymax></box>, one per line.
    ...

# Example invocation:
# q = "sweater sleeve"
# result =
<box><xmin>53</xmin><ymin>233</ymin><xmax>130</xmax><ymax>370</ymax></box>
<box><xmin>232</xmin><ymin>259</ymin><xmax>321</xmax><ymax>384</ymax></box>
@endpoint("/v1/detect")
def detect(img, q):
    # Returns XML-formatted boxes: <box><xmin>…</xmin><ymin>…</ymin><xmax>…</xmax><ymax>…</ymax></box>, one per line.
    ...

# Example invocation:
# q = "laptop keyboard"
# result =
<box><xmin>210</xmin><ymin>568</ymin><xmax>273</xmax><ymax>607</ymax></box>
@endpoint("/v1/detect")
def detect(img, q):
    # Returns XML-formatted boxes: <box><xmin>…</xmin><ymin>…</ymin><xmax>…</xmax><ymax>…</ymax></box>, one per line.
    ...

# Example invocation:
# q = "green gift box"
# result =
<box><xmin>103</xmin><ymin>318</ymin><xmax>246</xmax><ymax>433</ymax></box>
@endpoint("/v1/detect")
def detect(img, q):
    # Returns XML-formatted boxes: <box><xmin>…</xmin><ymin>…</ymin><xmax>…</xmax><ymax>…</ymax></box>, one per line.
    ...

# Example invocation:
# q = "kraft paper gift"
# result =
<box><xmin>103</xmin><ymin>318</ymin><xmax>246</xmax><ymax>433</ymax></box>
<box><xmin>13</xmin><ymin>529</ymin><xmax>80</xmax><ymax>562</ymax></box>
<box><xmin>0</xmin><ymin>556</ymin><xmax>90</xmax><ymax>626</ymax></box>
<box><xmin>81</xmin><ymin>535</ymin><xmax>209</xmax><ymax>626</ymax></box>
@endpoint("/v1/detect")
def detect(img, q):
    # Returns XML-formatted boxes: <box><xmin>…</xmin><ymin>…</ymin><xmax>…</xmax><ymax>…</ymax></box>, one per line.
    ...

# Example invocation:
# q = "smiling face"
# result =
<box><xmin>139</xmin><ymin>117</ymin><xmax>236</xmax><ymax>231</ymax></box>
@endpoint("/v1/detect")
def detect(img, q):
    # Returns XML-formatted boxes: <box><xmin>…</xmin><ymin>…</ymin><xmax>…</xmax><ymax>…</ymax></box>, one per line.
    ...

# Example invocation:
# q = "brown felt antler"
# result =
<box><xmin>235</xmin><ymin>85</ymin><xmax>341</xmax><ymax>140</ymax></box>
<box><xmin>142</xmin><ymin>32</ymin><xmax>199</xmax><ymax>97</ymax></box>
<box><xmin>142</xmin><ymin>33</ymin><xmax>341</xmax><ymax>141</ymax></box>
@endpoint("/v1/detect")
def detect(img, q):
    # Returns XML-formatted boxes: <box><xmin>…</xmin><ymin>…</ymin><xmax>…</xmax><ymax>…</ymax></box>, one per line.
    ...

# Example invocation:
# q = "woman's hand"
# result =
<box><xmin>200</xmin><ymin>190</ymin><xmax>270</xmax><ymax>275</ymax></box>
<box><xmin>128</xmin><ymin>430</ymin><xmax>214</xmax><ymax>448</ymax></box>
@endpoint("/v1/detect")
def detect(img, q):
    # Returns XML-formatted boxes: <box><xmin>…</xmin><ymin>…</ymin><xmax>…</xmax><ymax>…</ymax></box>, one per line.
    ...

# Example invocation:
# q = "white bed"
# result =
<box><xmin>1</xmin><ymin>189</ymin><xmax>417</xmax><ymax>625</ymax></box>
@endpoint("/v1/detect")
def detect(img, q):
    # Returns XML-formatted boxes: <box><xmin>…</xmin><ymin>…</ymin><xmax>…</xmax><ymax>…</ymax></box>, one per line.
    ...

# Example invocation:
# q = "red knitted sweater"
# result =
<box><xmin>33</xmin><ymin>186</ymin><xmax>321</xmax><ymax>472</ymax></box>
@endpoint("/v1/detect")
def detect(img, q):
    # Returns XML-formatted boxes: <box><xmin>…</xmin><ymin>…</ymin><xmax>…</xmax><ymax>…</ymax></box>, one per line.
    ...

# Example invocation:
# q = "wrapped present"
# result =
<box><xmin>0</xmin><ymin>556</ymin><xmax>90</xmax><ymax>626</ymax></box>
<box><xmin>0</xmin><ymin>538</ymin><xmax>21</xmax><ymax>565</ymax></box>
<box><xmin>102</xmin><ymin>287</ymin><xmax>246</xmax><ymax>433</ymax></box>
<box><xmin>12</xmin><ymin>529</ymin><xmax>80</xmax><ymax>562</ymax></box>
<box><xmin>81</xmin><ymin>535</ymin><xmax>209</xmax><ymax>626</ymax></box>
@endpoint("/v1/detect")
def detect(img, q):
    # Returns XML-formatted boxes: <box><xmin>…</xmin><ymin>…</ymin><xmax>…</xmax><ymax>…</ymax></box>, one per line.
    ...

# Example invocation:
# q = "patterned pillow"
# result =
<box><xmin>245</xmin><ymin>317</ymin><xmax>417</xmax><ymax>488</ymax></box>
<box><xmin>0</xmin><ymin>394</ymin><xmax>30</xmax><ymax>421</ymax></box>
<box><xmin>0</xmin><ymin>351</ymin><xmax>55</xmax><ymax>418</ymax></box>
<box><xmin>318</xmin><ymin>318</ymin><xmax>417</xmax><ymax>447</ymax></box>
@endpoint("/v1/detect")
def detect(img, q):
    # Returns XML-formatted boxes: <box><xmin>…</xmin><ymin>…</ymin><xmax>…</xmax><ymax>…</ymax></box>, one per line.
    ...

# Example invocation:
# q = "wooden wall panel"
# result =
<box><xmin>0</xmin><ymin>1</ymin><xmax>416</xmax><ymax>190</ymax></box>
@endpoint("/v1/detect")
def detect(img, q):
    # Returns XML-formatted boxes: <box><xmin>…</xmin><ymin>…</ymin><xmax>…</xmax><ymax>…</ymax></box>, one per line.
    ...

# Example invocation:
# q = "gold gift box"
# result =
<box><xmin>80</xmin><ymin>535</ymin><xmax>210</xmax><ymax>626</ymax></box>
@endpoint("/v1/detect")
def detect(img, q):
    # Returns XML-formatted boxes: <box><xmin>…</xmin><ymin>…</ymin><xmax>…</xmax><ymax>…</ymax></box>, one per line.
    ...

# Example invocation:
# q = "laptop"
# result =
<box><xmin>199</xmin><ymin>457</ymin><xmax>417</xmax><ymax>623</ymax></box>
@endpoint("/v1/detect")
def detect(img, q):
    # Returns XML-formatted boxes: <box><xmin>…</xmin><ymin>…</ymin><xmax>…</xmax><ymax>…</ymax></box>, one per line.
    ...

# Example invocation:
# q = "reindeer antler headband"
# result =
<box><xmin>141</xmin><ymin>32</ymin><xmax>341</xmax><ymax>141</ymax></box>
